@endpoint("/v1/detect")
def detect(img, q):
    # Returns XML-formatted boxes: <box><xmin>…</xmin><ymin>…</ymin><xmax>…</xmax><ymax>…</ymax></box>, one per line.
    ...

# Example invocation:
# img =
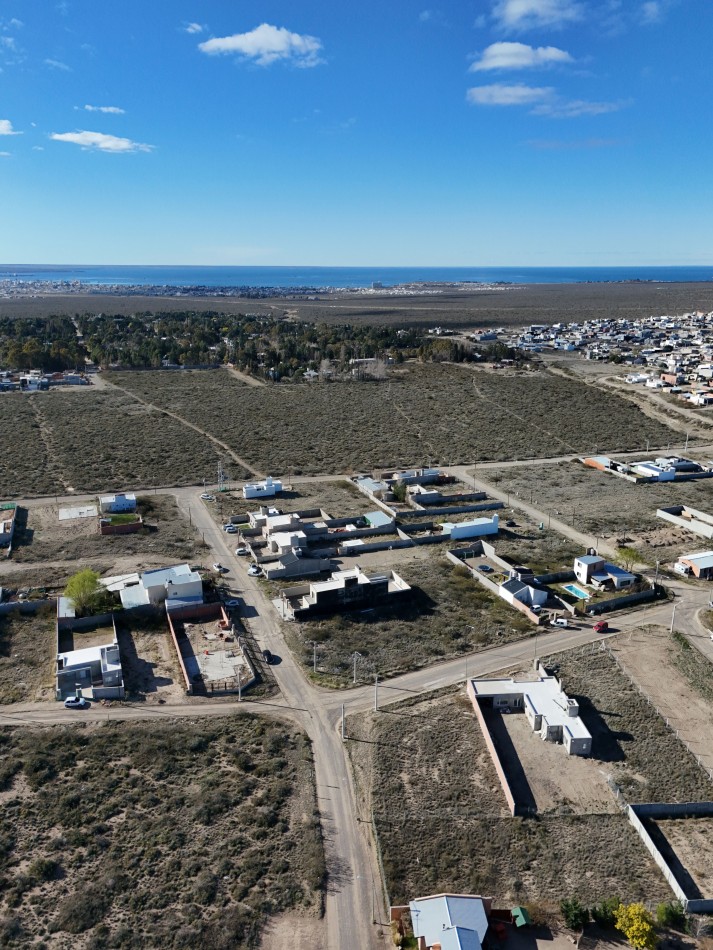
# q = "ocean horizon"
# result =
<box><xmin>0</xmin><ymin>264</ymin><xmax>712</xmax><ymax>289</ymax></box>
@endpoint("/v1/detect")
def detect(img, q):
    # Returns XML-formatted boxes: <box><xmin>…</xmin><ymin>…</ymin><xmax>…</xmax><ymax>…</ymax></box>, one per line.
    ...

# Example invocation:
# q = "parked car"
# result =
<box><xmin>478</xmin><ymin>564</ymin><xmax>493</xmax><ymax>573</ymax></box>
<box><xmin>247</xmin><ymin>565</ymin><xmax>261</xmax><ymax>577</ymax></box>
<box><xmin>235</xmin><ymin>547</ymin><xmax>248</xmax><ymax>556</ymax></box>
<box><xmin>223</xmin><ymin>524</ymin><xmax>237</xmax><ymax>534</ymax></box>
<box><xmin>262</xmin><ymin>649</ymin><xmax>274</xmax><ymax>664</ymax></box>
<box><xmin>64</xmin><ymin>696</ymin><xmax>89</xmax><ymax>709</ymax></box>
<box><xmin>550</xmin><ymin>616</ymin><xmax>568</xmax><ymax>627</ymax></box>
<box><xmin>224</xmin><ymin>599</ymin><xmax>240</xmax><ymax>608</ymax></box>
<box><xmin>593</xmin><ymin>621</ymin><xmax>609</xmax><ymax>633</ymax></box>
<box><xmin>200</xmin><ymin>493</ymin><xmax>216</xmax><ymax>501</ymax></box>
<box><xmin>212</xmin><ymin>563</ymin><xmax>227</xmax><ymax>573</ymax></box>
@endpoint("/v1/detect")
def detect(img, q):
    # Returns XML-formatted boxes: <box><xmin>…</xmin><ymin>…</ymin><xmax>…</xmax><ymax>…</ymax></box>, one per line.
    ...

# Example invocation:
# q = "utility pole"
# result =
<box><xmin>670</xmin><ymin>603</ymin><xmax>677</xmax><ymax>635</ymax></box>
<box><xmin>685</xmin><ymin>431</ymin><xmax>690</xmax><ymax>452</ymax></box>
<box><xmin>308</xmin><ymin>640</ymin><xmax>318</xmax><ymax>674</ymax></box>
<box><xmin>464</xmin><ymin>626</ymin><xmax>475</xmax><ymax>682</ymax></box>
<box><xmin>654</xmin><ymin>560</ymin><xmax>659</xmax><ymax>586</ymax></box>
<box><xmin>374</xmin><ymin>673</ymin><xmax>378</xmax><ymax>711</ymax></box>
<box><xmin>341</xmin><ymin>703</ymin><xmax>346</xmax><ymax>740</ymax></box>
<box><xmin>350</xmin><ymin>651</ymin><xmax>362</xmax><ymax>684</ymax></box>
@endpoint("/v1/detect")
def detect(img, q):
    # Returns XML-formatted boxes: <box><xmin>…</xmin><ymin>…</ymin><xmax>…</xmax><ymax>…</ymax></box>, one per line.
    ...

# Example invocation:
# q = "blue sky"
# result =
<box><xmin>0</xmin><ymin>0</ymin><xmax>711</xmax><ymax>265</ymax></box>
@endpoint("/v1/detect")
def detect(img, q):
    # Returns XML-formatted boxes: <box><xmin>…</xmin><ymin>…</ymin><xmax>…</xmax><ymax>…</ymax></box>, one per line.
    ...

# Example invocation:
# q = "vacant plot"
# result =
<box><xmin>0</xmin><ymin>397</ymin><xmax>57</xmax><ymax>498</ymax></box>
<box><xmin>0</xmin><ymin>715</ymin><xmax>324</xmax><ymax>949</ymax></box>
<box><xmin>0</xmin><ymin>609</ymin><xmax>56</xmax><ymax>704</ymax></box>
<box><xmin>280</xmin><ymin>554</ymin><xmax>534</xmax><ymax>683</ymax></box>
<box><xmin>484</xmin><ymin>461</ymin><xmax>713</xmax><ymax>554</ymax></box>
<box><xmin>651</xmin><ymin>817</ymin><xmax>713</xmax><ymax>898</ymax></box>
<box><xmin>542</xmin><ymin>646</ymin><xmax>713</xmax><ymax>804</ymax></box>
<box><xmin>112</xmin><ymin>364</ymin><xmax>677</xmax><ymax>476</ymax></box>
<box><xmin>3</xmin><ymin>390</ymin><xmax>240</xmax><ymax>497</ymax></box>
<box><xmin>346</xmin><ymin>689</ymin><xmax>670</xmax><ymax>906</ymax></box>
<box><xmin>12</xmin><ymin>496</ymin><xmax>204</xmax><ymax>568</ymax></box>
<box><xmin>115</xmin><ymin>612</ymin><xmax>186</xmax><ymax>703</ymax></box>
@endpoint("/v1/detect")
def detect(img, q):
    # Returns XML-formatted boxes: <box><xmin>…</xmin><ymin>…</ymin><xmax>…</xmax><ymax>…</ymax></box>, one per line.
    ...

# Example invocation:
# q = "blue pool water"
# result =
<box><xmin>562</xmin><ymin>583</ymin><xmax>590</xmax><ymax>600</ymax></box>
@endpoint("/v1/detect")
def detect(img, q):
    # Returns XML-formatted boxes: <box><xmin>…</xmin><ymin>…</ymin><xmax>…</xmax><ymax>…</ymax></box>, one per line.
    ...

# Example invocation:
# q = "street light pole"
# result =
<box><xmin>351</xmin><ymin>651</ymin><xmax>362</xmax><ymax>684</ymax></box>
<box><xmin>308</xmin><ymin>640</ymin><xmax>318</xmax><ymax>674</ymax></box>
<box><xmin>374</xmin><ymin>674</ymin><xmax>379</xmax><ymax>711</ymax></box>
<box><xmin>670</xmin><ymin>603</ymin><xmax>677</xmax><ymax>635</ymax></box>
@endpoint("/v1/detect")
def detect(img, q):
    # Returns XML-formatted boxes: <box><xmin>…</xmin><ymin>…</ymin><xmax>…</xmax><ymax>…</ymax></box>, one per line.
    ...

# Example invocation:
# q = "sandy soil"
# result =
<box><xmin>117</xmin><ymin>620</ymin><xmax>187</xmax><ymax>704</ymax></box>
<box><xmin>655</xmin><ymin>817</ymin><xmax>713</xmax><ymax>896</ymax></box>
<box><xmin>611</xmin><ymin>627</ymin><xmax>713</xmax><ymax>774</ymax></box>
<box><xmin>494</xmin><ymin>709</ymin><xmax>619</xmax><ymax>815</ymax></box>
<box><xmin>259</xmin><ymin>910</ymin><xmax>326</xmax><ymax>950</ymax></box>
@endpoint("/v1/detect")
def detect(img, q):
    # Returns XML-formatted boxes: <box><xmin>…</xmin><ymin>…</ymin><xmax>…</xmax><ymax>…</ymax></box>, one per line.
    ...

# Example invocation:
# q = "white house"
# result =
<box><xmin>441</xmin><ymin>515</ymin><xmax>499</xmax><ymax>541</ymax></box>
<box><xmin>243</xmin><ymin>476</ymin><xmax>283</xmax><ymax>499</ymax></box>
<box><xmin>499</xmin><ymin>576</ymin><xmax>548</xmax><ymax>608</ymax></box>
<box><xmin>99</xmin><ymin>492</ymin><xmax>137</xmax><ymax>514</ymax></box>
<box><xmin>574</xmin><ymin>555</ymin><xmax>636</xmax><ymax>590</ymax></box>
<box><xmin>468</xmin><ymin>672</ymin><xmax>592</xmax><ymax>756</ymax></box>
<box><xmin>102</xmin><ymin>563</ymin><xmax>203</xmax><ymax>611</ymax></box>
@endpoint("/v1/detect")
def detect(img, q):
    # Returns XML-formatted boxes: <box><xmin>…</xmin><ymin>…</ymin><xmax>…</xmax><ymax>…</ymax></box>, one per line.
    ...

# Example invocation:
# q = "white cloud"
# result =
<box><xmin>184</xmin><ymin>22</ymin><xmax>204</xmax><ymax>34</ymax></box>
<box><xmin>0</xmin><ymin>119</ymin><xmax>21</xmax><ymax>135</ymax></box>
<box><xmin>82</xmin><ymin>104</ymin><xmax>126</xmax><ymax>114</ymax></box>
<box><xmin>640</xmin><ymin>1</ymin><xmax>662</xmax><ymax>22</ymax></box>
<box><xmin>470</xmin><ymin>41</ymin><xmax>573</xmax><ymax>71</ymax></box>
<box><xmin>0</xmin><ymin>151</ymin><xmax>11</xmax><ymax>157</ymax></box>
<box><xmin>50</xmin><ymin>130</ymin><xmax>154</xmax><ymax>153</ymax></box>
<box><xmin>0</xmin><ymin>36</ymin><xmax>17</xmax><ymax>51</ymax></box>
<box><xmin>199</xmin><ymin>23</ymin><xmax>323</xmax><ymax>67</ymax></box>
<box><xmin>32</xmin><ymin>145</ymin><xmax>44</xmax><ymax>151</ymax></box>
<box><xmin>44</xmin><ymin>58</ymin><xmax>71</xmax><ymax>71</ymax></box>
<box><xmin>467</xmin><ymin>82</ymin><xmax>553</xmax><ymax>105</ymax></box>
<box><xmin>493</xmin><ymin>0</ymin><xmax>583</xmax><ymax>30</ymax></box>
<box><xmin>532</xmin><ymin>97</ymin><xmax>630</xmax><ymax>117</ymax></box>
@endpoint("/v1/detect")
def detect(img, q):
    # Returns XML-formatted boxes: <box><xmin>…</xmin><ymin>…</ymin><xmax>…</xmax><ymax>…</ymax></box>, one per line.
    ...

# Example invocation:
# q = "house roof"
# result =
<box><xmin>577</xmin><ymin>555</ymin><xmax>604</xmax><ymax>565</ymax></box>
<box><xmin>364</xmin><ymin>510</ymin><xmax>393</xmax><ymax>529</ymax></box>
<box><xmin>681</xmin><ymin>551</ymin><xmax>713</xmax><ymax>568</ymax></box>
<box><xmin>409</xmin><ymin>894</ymin><xmax>489</xmax><ymax>950</ymax></box>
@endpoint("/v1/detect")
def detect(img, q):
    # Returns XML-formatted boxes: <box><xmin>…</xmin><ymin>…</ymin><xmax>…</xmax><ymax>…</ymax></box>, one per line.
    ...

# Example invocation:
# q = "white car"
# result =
<box><xmin>201</xmin><ymin>493</ymin><xmax>216</xmax><ymax>502</ymax></box>
<box><xmin>235</xmin><ymin>547</ymin><xmax>248</xmax><ymax>556</ymax></box>
<box><xmin>64</xmin><ymin>696</ymin><xmax>89</xmax><ymax>709</ymax></box>
<box><xmin>247</xmin><ymin>565</ymin><xmax>261</xmax><ymax>577</ymax></box>
<box><xmin>223</xmin><ymin>525</ymin><xmax>237</xmax><ymax>534</ymax></box>
<box><xmin>212</xmin><ymin>563</ymin><xmax>227</xmax><ymax>573</ymax></box>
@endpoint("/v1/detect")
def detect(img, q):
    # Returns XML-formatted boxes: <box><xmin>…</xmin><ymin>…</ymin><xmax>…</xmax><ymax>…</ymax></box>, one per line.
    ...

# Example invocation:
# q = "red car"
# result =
<box><xmin>593</xmin><ymin>621</ymin><xmax>609</xmax><ymax>633</ymax></box>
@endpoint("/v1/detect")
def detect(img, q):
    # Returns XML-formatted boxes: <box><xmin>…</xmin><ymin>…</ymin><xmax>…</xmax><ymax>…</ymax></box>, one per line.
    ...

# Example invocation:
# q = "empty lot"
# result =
<box><xmin>346</xmin><ymin>688</ymin><xmax>671</xmax><ymax>907</ymax></box>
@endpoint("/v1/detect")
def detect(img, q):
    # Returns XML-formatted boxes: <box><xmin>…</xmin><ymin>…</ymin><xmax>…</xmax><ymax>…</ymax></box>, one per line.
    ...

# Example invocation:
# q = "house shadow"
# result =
<box><xmin>10</xmin><ymin>506</ymin><xmax>33</xmax><ymax>548</ymax></box>
<box><xmin>571</xmin><ymin>694</ymin><xmax>631</xmax><ymax>763</ymax></box>
<box><xmin>481</xmin><ymin>707</ymin><xmax>537</xmax><ymax>814</ymax></box>
<box><xmin>643</xmin><ymin>820</ymin><xmax>702</xmax><ymax>900</ymax></box>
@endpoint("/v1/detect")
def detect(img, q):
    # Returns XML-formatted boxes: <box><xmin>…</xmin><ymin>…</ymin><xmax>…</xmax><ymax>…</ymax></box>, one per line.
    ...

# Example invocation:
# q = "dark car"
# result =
<box><xmin>478</xmin><ymin>564</ymin><xmax>493</xmax><ymax>573</ymax></box>
<box><xmin>262</xmin><ymin>649</ymin><xmax>274</xmax><ymax>664</ymax></box>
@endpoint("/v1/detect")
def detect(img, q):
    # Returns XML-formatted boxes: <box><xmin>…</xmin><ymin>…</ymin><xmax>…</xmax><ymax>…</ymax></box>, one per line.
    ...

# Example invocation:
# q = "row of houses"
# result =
<box><xmin>0</xmin><ymin>369</ymin><xmax>90</xmax><ymax>391</ymax></box>
<box><xmin>505</xmin><ymin>309</ymin><xmax>713</xmax><ymax>371</ymax></box>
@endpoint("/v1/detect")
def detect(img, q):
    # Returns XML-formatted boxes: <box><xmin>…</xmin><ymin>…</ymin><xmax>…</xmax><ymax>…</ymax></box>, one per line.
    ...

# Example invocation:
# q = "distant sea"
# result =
<box><xmin>0</xmin><ymin>265</ymin><xmax>712</xmax><ymax>289</ymax></box>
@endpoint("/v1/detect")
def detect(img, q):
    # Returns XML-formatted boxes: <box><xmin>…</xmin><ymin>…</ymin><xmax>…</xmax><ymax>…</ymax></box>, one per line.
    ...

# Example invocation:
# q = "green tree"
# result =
<box><xmin>614</xmin><ymin>902</ymin><xmax>657</xmax><ymax>950</ymax></box>
<box><xmin>64</xmin><ymin>569</ymin><xmax>109</xmax><ymax>616</ymax></box>
<box><xmin>591</xmin><ymin>897</ymin><xmax>621</xmax><ymax>928</ymax></box>
<box><xmin>655</xmin><ymin>901</ymin><xmax>685</xmax><ymax>931</ymax></box>
<box><xmin>560</xmin><ymin>897</ymin><xmax>590</xmax><ymax>931</ymax></box>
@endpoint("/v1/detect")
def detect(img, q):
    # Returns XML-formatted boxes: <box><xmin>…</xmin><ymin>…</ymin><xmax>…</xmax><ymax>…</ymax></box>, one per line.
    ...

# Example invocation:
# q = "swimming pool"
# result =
<box><xmin>562</xmin><ymin>583</ymin><xmax>590</xmax><ymax>600</ymax></box>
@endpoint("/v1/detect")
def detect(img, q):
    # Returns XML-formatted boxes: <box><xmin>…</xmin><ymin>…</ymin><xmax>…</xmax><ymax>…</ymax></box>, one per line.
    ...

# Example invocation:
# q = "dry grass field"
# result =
<box><xmin>8</xmin><ymin>281</ymin><xmax>713</xmax><ymax>327</ymax></box>
<box><xmin>346</xmin><ymin>689</ymin><xmax>671</xmax><ymax>907</ymax></box>
<box><xmin>543</xmin><ymin>646</ymin><xmax>713</xmax><ymax>803</ymax></box>
<box><xmin>0</xmin><ymin>609</ymin><xmax>56</xmax><ymax>704</ymax></box>
<box><xmin>112</xmin><ymin>364</ymin><xmax>676</xmax><ymax>478</ymax></box>
<box><xmin>0</xmin><ymin>397</ymin><xmax>57</xmax><ymax>498</ymax></box>
<box><xmin>483</xmin><ymin>461</ymin><xmax>713</xmax><ymax>558</ymax></box>
<box><xmin>0</xmin><ymin>715</ymin><xmax>324</xmax><ymax>949</ymax></box>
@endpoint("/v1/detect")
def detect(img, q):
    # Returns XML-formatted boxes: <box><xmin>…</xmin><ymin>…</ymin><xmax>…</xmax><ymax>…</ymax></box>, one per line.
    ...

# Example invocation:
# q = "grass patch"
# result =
<box><xmin>669</xmin><ymin>631</ymin><xmax>713</xmax><ymax>703</ymax></box>
<box><xmin>0</xmin><ymin>715</ymin><xmax>324</xmax><ymax>948</ymax></box>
